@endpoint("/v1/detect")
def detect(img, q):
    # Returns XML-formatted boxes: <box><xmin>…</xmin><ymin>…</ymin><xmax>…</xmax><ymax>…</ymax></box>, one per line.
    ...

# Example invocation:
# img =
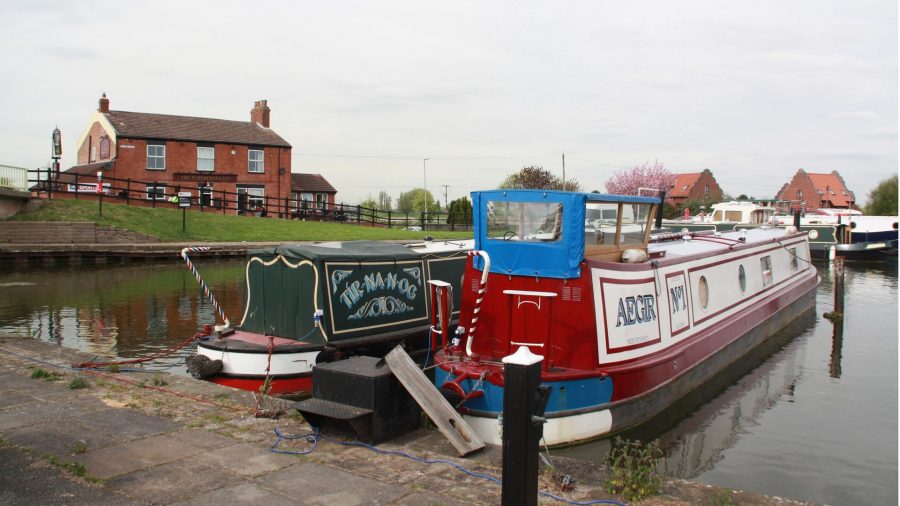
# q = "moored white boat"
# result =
<box><xmin>433</xmin><ymin>189</ymin><xmax>819</xmax><ymax>446</ymax></box>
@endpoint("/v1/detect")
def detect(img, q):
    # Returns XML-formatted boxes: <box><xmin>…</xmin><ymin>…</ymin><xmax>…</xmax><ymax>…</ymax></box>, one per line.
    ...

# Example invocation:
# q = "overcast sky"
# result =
<box><xmin>1</xmin><ymin>0</ymin><xmax>896</xmax><ymax>206</ymax></box>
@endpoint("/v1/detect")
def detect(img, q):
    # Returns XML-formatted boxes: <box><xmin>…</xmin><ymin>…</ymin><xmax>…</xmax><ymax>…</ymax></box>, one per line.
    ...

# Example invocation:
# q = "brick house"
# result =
<box><xmin>774</xmin><ymin>169</ymin><xmax>857</xmax><ymax>212</ymax></box>
<box><xmin>290</xmin><ymin>173</ymin><xmax>337</xmax><ymax>212</ymax></box>
<box><xmin>68</xmin><ymin>94</ymin><xmax>292</xmax><ymax>214</ymax></box>
<box><xmin>667</xmin><ymin>169</ymin><xmax>724</xmax><ymax>210</ymax></box>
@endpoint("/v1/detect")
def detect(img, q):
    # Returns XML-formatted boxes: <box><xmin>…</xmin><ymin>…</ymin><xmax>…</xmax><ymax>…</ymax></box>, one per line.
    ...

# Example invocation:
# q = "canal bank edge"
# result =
<box><xmin>0</xmin><ymin>332</ymin><xmax>814</xmax><ymax>505</ymax></box>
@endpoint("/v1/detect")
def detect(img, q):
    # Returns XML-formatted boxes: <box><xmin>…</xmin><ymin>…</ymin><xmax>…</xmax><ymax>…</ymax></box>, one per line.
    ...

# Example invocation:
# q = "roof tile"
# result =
<box><xmin>105</xmin><ymin>110</ymin><xmax>291</xmax><ymax>148</ymax></box>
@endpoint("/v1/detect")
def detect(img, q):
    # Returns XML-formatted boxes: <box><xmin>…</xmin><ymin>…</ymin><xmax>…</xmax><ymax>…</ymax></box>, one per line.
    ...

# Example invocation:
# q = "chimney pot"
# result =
<box><xmin>99</xmin><ymin>92</ymin><xmax>110</xmax><ymax>113</ymax></box>
<box><xmin>250</xmin><ymin>99</ymin><xmax>271</xmax><ymax>128</ymax></box>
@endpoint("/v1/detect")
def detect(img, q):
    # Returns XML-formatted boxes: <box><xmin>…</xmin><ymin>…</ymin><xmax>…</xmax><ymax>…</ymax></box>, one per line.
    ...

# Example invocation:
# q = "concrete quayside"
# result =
<box><xmin>0</xmin><ymin>332</ymin><xmax>814</xmax><ymax>505</ymax></box>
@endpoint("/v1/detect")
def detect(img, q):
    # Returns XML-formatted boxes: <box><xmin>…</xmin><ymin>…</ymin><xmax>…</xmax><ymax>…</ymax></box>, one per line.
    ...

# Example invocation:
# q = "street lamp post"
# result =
<box><xmin>423</xmin><ymin>158</ymin><xmax>429</xmax><ymax>210</ymax></box>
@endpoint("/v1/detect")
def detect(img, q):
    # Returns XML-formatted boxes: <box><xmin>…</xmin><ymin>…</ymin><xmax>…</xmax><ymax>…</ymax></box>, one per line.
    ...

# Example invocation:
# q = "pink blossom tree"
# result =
<box><xmin>604</xmin><ymin>160</ymin><xmax>675</xmax><ymax>197</ymax></box>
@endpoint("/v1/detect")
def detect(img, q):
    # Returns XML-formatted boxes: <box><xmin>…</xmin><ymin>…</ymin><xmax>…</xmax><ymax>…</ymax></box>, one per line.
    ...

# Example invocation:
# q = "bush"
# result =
<box><xmin>603</xmin><ymin>437</ymin><xmax>664</xmax><ymax>502</ymax></box>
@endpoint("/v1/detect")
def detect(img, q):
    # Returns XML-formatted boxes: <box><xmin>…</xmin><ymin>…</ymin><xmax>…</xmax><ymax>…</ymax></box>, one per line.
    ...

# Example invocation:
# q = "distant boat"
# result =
<box><xmin>188</xmin><ymin>239</ymin><xmax>471</xmax><ymax>395</ymax></box>
<box><xmin>433</xmin><ymin>190</ymin><xmax>818</xmax><ymax>446</ymax></box>
<box><xmin>665</xmin><ymin>201</ymin><xmax>897</xmax><ymax>259</ymax></box>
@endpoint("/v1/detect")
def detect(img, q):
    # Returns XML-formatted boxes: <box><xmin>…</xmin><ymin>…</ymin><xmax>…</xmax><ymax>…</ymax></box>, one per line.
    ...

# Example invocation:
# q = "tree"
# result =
<box><xmin>499</xmin><ymin>166</ymin><xmax>581</xmax><ymax>191</ymax></box>
<box><xmin>604</xmin><ymin>160</ymin><xmax>675</xmax><ymax>197</ymax></box>
<box><xmin>397</xmin><ymin>188</ymin><xmax>440</xmax><ymax>214</ymax></box>
<box><xmin>864</xmin><ymin>175</ymin><xmax>898</xmax><ymax>216</ymax></box>
<box><xmin>376</xmin><ymin>191</ymin><xmax>392</xmax><ymax>211</ymax></box>
<box><xmin>359</xmin><ymin>195</ymin><xmax>378</xmax><ymax>209</ymax></box>
<box><xmin>446</xmin><ymin>196</ymin><xmax>473</xmax><ymax>226</ymax></box>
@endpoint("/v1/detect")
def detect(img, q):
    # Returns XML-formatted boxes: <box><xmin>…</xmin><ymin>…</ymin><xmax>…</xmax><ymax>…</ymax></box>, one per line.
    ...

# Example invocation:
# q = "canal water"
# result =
<box><xmin>0</xmin><ymin>257</ymin><xmax>896</xmax><ymax>505</ymax></box>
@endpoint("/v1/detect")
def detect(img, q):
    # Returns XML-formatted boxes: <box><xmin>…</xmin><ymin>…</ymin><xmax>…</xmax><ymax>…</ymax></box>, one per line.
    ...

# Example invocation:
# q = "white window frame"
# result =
<box><xmin>248</xmin><ymin>149</ymin><xmax>264</xmax><ymax>173</ymax></box>
<box><xmin>197</xmin><ymin>146</ymin><xmax>215</xmax><ymax>172</ymax></box>
<box><xmin>147</xmin><ymin>144</ymin><xmax>166</xmax><ymax>170</ymax></box>
<box><xmin>238</xmin><ymin>186</ymin><xmax>266</xmax><ymax>209</ymax></box>
<box><xmin>146</xmin><ymin>184</ymin><xmax>167</xmax><ymax>200</ymax></box>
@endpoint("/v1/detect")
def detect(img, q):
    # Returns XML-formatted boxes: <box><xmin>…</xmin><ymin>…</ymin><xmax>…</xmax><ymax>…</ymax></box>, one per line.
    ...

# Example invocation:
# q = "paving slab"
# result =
<box><xmin>171</xmin><ymin>481</ymin><xmax>299</xmax><ymax>506</ymax></box>
<box><xmin>253</xmin><ymin>462</ymin><xmax>407</xmax><ymax>504</ymax></box>
<box><xmin>193</xmin><ymin>440</ymin><xmax>298</xmax><ymax>477</ymax></box>
<box><xmin>2</xmin><ymin>418</ymin><xmax>121</xmax><ymax>458</ymax></box>
<box><xmin>0</xmin><ymin>444</ymin><xmax>137</xmax><ymax>506</ymax></box>
<box><xmin>72</xmin><ymin>431</ymin><xmax>210</xmax><ymax>479</ymax></box>
<box><xmin>105</xmin><ymin>455</ymin><xmax>244</xmax><ymax>504</ymax></box>
<box><xmin>69</xmin><ymin>406</ymin><xmax>182</xmax><ymax>440</ymax></box>
<box><xmin>0</xmin><ymin>400</ymin><xmax>104</xmax><ymax>432</ymax></box>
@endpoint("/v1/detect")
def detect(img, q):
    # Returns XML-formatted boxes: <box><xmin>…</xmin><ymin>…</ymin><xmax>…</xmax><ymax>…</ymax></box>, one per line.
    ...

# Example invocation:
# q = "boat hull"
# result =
<box><xmin>437</xmin><ymin>270</ymin><xmax>817</xmax><ymax>446</ymax></box>
<box><xmin>196</xmin><ymin>332</ymin><xmax>320</xmax><ymax>396</ymax></box>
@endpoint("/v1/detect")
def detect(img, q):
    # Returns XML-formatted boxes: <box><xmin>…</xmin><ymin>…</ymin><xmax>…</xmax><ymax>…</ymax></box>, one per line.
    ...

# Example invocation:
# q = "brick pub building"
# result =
<box><xmin>68</xmin><ymin>94</ymin><xmax>293</xmax><ymax>214</ymax></box>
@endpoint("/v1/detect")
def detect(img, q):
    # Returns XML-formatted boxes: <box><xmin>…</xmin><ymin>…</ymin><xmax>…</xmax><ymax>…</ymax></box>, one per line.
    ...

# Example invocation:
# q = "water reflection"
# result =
<box><xmin>0</xmin><ymin>259</ymin><xmax>244</xmax><ymax>372</ymax></box>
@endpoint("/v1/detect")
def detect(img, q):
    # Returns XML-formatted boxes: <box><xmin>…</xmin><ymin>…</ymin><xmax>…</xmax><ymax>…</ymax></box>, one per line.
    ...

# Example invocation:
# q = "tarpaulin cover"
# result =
<box><xmin>239</xmin><ymin>241</ymin><xmax>467</xmax><ymax>342</ymax></box>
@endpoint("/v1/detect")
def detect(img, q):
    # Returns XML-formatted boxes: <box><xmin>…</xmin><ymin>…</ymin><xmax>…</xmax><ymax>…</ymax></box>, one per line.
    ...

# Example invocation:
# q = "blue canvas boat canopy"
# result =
<box><xmin>472</xmin><ymin>189</ymin><xmax>659</xmax><ymax>279</ymax></box>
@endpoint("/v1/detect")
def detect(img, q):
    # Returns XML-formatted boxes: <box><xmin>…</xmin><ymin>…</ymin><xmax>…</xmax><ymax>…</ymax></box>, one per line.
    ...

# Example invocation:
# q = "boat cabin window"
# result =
<box><xmin>584</xmin><ymin>200</ymin><xmax>655</xmax><ymax>259</ymax></box>
<box><xmin>487</xmin><ymin>201</ymin><xmax>563</xmax><ymax>242</ymax></box>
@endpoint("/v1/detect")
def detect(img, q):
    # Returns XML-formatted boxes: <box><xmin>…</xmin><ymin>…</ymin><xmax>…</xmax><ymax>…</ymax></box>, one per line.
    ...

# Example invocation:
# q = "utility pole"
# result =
<box><xmin>442</xmin><ymin>185</ymin><xmax>449</xmax><ymax>208</ymax></box>
<box><xmin>561</xmin><ymin>153</ymin><xmax>566</xmax><ymax>190</ymax></box>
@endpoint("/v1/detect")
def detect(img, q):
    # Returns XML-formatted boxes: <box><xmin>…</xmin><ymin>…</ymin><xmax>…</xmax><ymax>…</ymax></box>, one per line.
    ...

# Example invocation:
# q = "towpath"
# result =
<box><xmin>0</xmin><ymin>332</ymin><xmax>813</xmax><ymax>505</ymax></box>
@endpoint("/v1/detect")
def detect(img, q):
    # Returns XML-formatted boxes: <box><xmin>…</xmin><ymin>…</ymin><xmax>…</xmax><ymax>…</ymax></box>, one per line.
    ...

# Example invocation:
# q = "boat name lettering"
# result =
<box><xmin>670</xmin><ymin>285</ymin><xmax>687</xmax><ymax>314</ymax></box>
<box><xmin>338</xmin><ymin>270</ymin><xmax>419</xmax><ymax>310</ymax></box>
<box><xmin>348</xmin><ymin>296</ymin><xmax>414</xmax><ymax>320</ymax></box>
<box><xmin>616</xmin><ymin>294</ymin><xmax>657</xmax><ymax>327</ymax></box>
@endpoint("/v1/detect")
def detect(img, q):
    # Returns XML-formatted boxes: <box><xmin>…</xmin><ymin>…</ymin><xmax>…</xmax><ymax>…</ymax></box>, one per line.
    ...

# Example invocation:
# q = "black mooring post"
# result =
<box><xmin>501</xmin><ymin>346</ymin><xmax>545</xmax><ymax>506</ymax></box>
<box><xmin>655</xmin><ymin>190</ymin><xmax>665</xmax><ymax>229</ymax></box>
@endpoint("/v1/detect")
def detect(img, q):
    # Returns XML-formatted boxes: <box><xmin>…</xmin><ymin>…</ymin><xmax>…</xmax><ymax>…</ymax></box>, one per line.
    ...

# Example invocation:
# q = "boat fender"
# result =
<box><xmin>785</xmin><ymin>226</ymin><xmax>798</xmax><ymax>234</ymax></box>
<box><xmin>621</xmin><ymin>249</ymin><xmax>649</xmax><ymax>263</ymax></box>
<box><xmin>186</xmin><ymin>354</ymin><xmax>223</xmax><ymax>379</ymax></box>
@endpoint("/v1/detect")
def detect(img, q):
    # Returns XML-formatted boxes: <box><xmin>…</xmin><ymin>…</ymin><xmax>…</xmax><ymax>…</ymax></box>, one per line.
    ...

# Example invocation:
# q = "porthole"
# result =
<box><xmin>698</xmin><ymin>276</ymin><xmax>709</xmax><ymax>310</ymax></box>
<box><xmin>808</xmin><ymin>229</ymin><xmax>819</xmax><ymax>240</ymax></box>
<box><xmin>738</xmin><ymin>265</ymin><xmax>746</xmax><ymax>293</ymax></box>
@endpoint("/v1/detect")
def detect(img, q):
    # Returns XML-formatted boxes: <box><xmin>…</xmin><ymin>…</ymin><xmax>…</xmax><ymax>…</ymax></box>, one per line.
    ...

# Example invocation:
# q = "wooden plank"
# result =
<box><xmin>384</xmin><ymin>346</ymin><xmax>485</xmax><ymax>457</ymax></box>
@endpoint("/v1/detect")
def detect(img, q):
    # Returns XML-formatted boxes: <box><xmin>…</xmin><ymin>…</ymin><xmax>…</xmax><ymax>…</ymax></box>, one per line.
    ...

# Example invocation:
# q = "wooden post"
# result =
<box><xmin>501</xmin><ymin>346</ymin><xmax>545</xmax><ymax>506</ymax></box>
<box><xmin>830</xmin><ymin>258</ymin><xmax>845</xmax><ymax>378</ymax></box>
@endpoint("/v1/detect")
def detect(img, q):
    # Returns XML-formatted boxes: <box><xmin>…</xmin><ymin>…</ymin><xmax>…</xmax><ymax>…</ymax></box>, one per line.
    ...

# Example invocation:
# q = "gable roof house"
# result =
<box><xmin>666</xmin><ymin>169</ymin><xmax>724</xmax><ymax>210</ymax></box>
<box><xmin>774</xmin><ymin>169</ymin><xmax>857</xmax><ymax>212</ymax></box>
<box><xmin>290</xmin><ymin>173</ymin><xmax>338</xmax><ymax>211</ymax></box>
<box><xmin>66</xmin><ymin>94</ymin><xmax>292</xmax><ymax>214</ymax></box>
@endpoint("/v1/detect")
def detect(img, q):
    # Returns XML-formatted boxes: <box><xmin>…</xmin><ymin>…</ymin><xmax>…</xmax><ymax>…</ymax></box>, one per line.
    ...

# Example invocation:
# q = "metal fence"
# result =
<box><xmin>27</xmin><ymin>169</ymin><xmax>473</xmax><ymax>231</ymax></box>
<box><xmin>0</xmin><ymin>165</ymin><xmax>29</xmax><ymax>191</ymax></box>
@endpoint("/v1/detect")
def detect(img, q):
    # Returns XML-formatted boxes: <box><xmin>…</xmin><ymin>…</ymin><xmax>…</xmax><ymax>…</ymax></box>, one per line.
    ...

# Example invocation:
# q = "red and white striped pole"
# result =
<box><xmin>465</xmin><ymin>250</ymin><xmax>490</xmax><ymax>357</ymax></box>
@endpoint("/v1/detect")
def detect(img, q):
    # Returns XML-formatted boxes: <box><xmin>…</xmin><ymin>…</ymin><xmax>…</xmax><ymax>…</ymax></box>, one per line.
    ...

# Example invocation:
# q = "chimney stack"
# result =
<box><xmin>99</xmin><ymin>92</ymin><xmax>110</xmax><ymax>113</ymax></box>
<box><xmin>250</xmin><ymin>99</ymin><xmax>270</xmax><ymax>128</ymax></box>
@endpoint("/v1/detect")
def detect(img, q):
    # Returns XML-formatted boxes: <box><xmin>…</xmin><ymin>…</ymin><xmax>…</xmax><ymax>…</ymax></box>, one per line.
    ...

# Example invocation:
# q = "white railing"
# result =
<box><xmin>0</xmin><ymin>164</ymin><xmax>29</xmax><ymax>191</ymax></box>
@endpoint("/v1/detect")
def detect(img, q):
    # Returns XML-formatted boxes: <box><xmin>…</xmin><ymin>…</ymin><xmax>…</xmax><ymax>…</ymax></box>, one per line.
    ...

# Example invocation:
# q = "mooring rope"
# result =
<box><xmin>181</xmin><ymin>246</ymin><xmax>229</xmax><ymax>326</ymax></box>
<box><xmin>75</xmin><ymin>330</ymin><xmax>209</xmax><ymax>369</ymax></box>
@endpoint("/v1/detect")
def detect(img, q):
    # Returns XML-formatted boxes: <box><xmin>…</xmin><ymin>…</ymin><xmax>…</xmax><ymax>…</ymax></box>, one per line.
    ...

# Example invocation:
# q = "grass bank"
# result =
<box><xmin>9</xmin><ymin>200</ymin><xmax>472</xmax><ymax>242</ymax></box>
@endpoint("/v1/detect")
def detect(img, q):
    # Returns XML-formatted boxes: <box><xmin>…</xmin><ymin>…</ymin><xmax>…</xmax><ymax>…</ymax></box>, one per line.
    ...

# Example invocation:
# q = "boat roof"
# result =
<box><xmin>248</xmin><ymin>240</ymin><xmax>422</xmax><ymax>261</ymax></box>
